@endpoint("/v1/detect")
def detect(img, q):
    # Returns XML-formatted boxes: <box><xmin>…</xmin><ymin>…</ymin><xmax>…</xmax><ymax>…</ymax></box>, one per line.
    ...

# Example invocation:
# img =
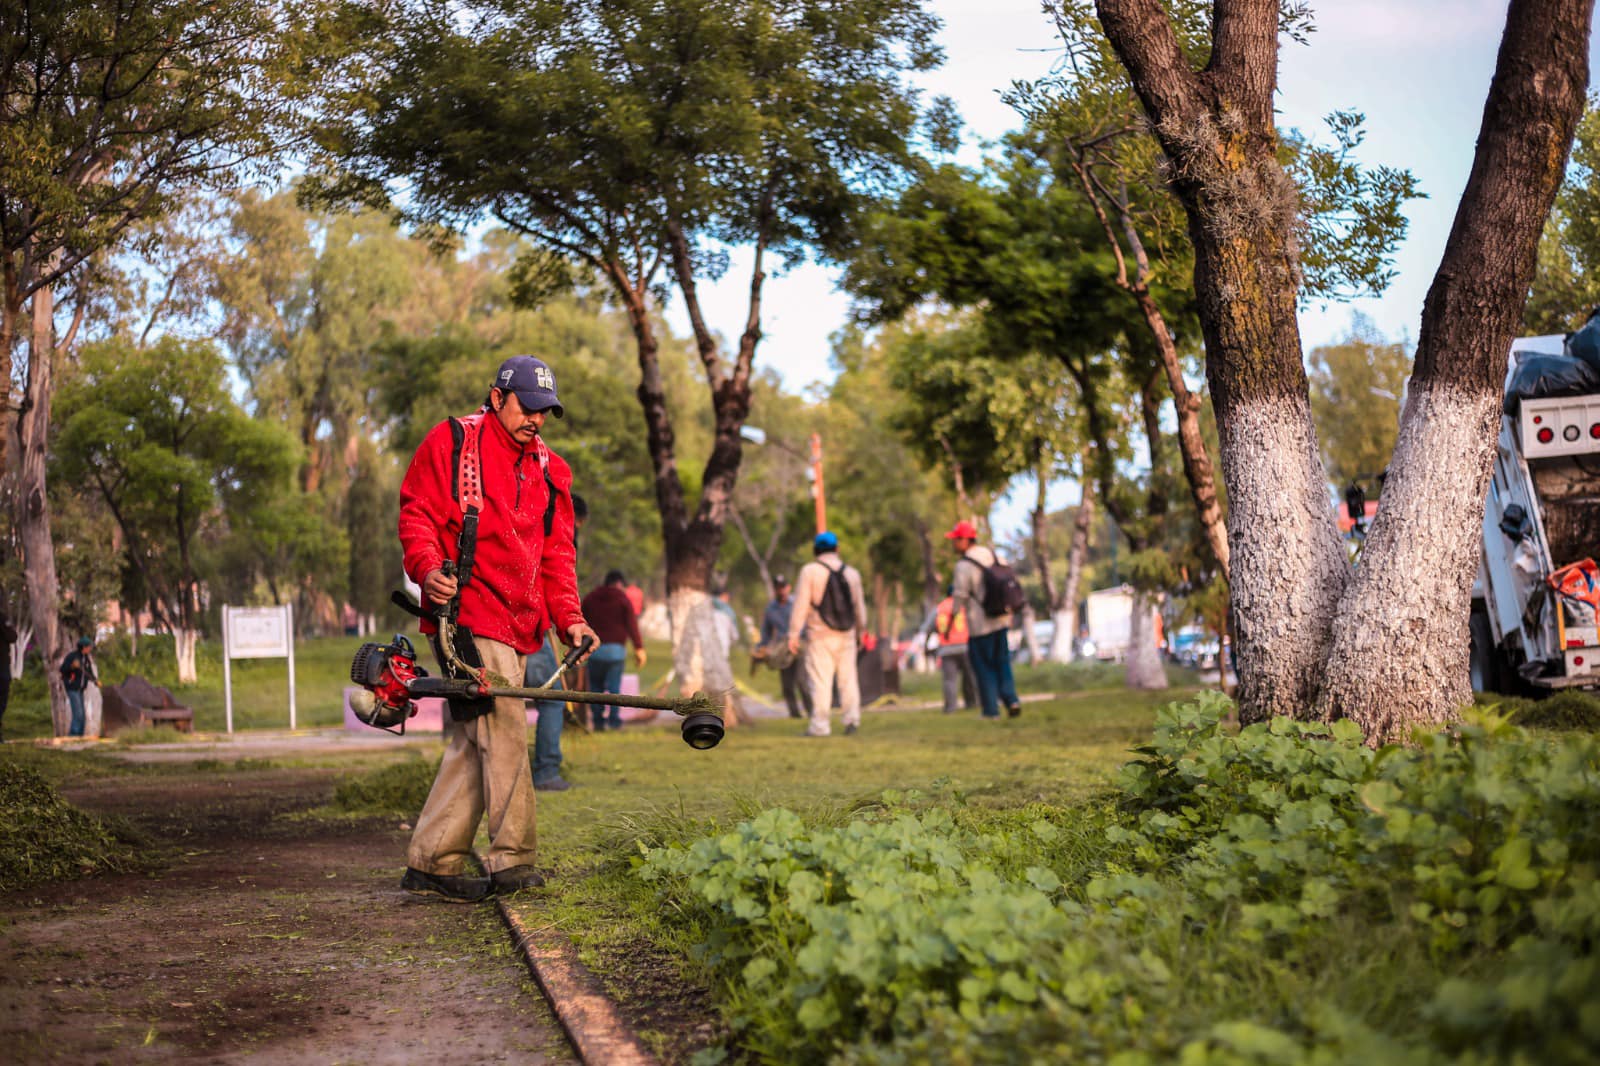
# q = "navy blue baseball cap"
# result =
<box><xmin>814</xmin><ymin>531</ymin><xmax>838</xmax><ymax>553</ymax></box>
<box><xmin>494</xmin><ymin>355</ymin><xmax>563</xmax><ymax>418</ymax></box>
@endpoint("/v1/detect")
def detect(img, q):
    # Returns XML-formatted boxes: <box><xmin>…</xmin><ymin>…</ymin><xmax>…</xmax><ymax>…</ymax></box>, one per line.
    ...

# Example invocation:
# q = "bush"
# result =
<box><xmin>1493</xmin><ymin>689</ymin><xmax>1600</xmax><ymax>732</ymax></box>
<box><xmin>0</xmin><ymin>759</ymin><xmax>149</xmax><ymax>891</ymax></box>
<box><xmin>640</xmin><ymin>694</ymin><xmax>1600</xmax><ymax>1064</ymax></box>
<box><xmin>331</xmin><ymin>753</ymin><xmax>438</xmax><ymax>815</ymax></box>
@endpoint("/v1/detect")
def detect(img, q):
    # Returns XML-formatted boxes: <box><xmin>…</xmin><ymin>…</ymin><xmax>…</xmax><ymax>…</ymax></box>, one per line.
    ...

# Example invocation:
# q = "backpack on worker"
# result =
<box><xmin>965</xmin><ymin>554</ymin><xmax>1027</xmax><ymax>618</ymax></box>
<box><xmin>815</xmin><ymin>563</ymin><xmax>857</xmax><ymax>632</ymax></box>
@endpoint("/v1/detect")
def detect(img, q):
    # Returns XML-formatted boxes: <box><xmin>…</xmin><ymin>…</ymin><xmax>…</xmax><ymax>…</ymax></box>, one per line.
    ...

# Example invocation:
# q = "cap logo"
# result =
<box><xmin>499</xmin><ymin>368</ymin><xmax>514</xmax><ymax>385</ymax></box>
<box><xmin>535</xmin><ymin>366</ymin><xmax>554</xmax><ymax>389</ymax></box>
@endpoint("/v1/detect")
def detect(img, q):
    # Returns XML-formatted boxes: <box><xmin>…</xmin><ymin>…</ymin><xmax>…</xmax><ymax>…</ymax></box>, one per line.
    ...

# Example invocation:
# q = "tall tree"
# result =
<box><xmin>1</xmin><ymin>0</ymin><xmax>296</xmax><ymax>729</ymax></box>
<box><xmin>1094</xmin><ymin>0</ymin><xmax>1592</xmax><ymax>739</ymax></box>
<box><xmin>309</xmin><ymin>0</ymin><xmax>941</xmax><ymax>691</ymax></box>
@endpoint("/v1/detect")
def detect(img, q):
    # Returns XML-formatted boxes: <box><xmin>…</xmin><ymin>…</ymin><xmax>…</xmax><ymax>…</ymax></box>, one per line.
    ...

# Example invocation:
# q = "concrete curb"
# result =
<box><xmin>488</xmin><ymin>886</ymin><xmax>660</xmax><ymax>1066</ymax></box>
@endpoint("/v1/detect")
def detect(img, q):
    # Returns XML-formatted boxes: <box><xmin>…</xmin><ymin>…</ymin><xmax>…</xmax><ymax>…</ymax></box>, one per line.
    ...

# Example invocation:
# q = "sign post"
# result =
<box><xmin>222</xmin><ymin>604</ymin><xmax>296</xmax><ymax>733</ymax></box>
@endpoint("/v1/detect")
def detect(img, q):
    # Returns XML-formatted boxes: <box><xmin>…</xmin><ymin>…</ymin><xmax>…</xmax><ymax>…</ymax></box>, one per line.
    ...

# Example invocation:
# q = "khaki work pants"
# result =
<box><xmin>802</xmin><ymin>627</ymin><xmax>861</xmax><ymax>736</ymax></box>
<box><xmin>408</xmin><ymin>637</ymin><xmax>536</xmax><ymax>876</ymax></box>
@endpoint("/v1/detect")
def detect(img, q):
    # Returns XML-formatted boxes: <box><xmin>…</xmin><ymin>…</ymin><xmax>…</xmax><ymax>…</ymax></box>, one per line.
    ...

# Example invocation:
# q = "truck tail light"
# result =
<box><xmin>1537</xmin><ymin>427</ymin><xmax>1554</xmax><ymax>443</ymax></box>
<box><xmin>1591</xmin><ymin>423</ymin><xmax>1600</xmax><ymax>438</ymax></box>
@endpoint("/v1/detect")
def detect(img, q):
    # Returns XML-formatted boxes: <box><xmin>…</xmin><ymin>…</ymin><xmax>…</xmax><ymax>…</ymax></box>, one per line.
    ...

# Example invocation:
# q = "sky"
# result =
<box><xmin>664</xmin><ymin>0</ymin><xmax>1599</xmax><ymax>542</ymax></box>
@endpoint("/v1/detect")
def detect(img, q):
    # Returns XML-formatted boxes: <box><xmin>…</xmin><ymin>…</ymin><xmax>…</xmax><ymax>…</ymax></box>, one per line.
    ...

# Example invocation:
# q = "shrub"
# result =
<box><xmin>0</xmin><ymin>759</ymin><xmax>148</xmax><ymax>891</ymax></box>
<box><xmin>641</xmin><ymin>694</ymin><xmax>1600</xmax><ymax>1064</ymax></box>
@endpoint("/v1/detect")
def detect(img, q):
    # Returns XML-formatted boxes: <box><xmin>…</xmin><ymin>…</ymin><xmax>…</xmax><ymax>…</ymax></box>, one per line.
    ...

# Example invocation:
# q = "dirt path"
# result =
<box><xmin>0</xmin><ymin>768</ymin><xmax>578</xmax><ymax>1064</ymax></box>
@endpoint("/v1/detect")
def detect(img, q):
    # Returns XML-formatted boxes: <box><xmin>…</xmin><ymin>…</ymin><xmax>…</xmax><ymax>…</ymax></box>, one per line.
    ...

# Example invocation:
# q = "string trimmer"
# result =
<box><xmin>348</xmin><ymin>632</ymin><xmax>725</xmax><ymax>749</ymax></box>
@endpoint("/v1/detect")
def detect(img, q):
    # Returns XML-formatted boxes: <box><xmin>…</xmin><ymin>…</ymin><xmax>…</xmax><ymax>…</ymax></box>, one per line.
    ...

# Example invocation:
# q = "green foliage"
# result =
<box><xmin>53</xmin><ymin>335</ymin><xmax>301</xmax><ymax>640</ymax></box>
<box><xmin>0</xmin><ymin>759</ymin><xmax>149</xmax><ymax>892</ymax></box>
<box><xmin>640</xmin><ymin>696</ymin><xmax>1600</xmax><ymax>1063</ymax></box>
<box><xmin>1307</xmin><ymin>313</ymin><xmax>1412</xmax><ymax>489</ymax></box>
<box><xmin>1482</xmin><ymin>689</ymin><xmax>1600</xmax><ymax>732</ymax></box>
<box><xmin>331</xmin><ymin>753</ymin><xmax>438</xmax><ymax>816</ymax></box>
<box><xmin>1528</xmin><ymin>96</ymin><xmax>1600</xmax><ymax>333</ymax></box>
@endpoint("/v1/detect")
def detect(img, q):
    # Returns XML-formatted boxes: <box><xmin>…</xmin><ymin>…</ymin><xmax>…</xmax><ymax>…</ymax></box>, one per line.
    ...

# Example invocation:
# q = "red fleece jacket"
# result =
<box><xmin>398</xmin><ymin>412</ymin><xmax>585</xmax><ymax>654</ymax></box>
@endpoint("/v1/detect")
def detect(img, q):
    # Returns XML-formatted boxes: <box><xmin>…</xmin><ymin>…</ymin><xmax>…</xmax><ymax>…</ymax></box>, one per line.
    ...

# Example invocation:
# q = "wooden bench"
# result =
<box><xmin>101</xmin><ymin>675</ymin><xmax>196</xmax><ymax>734</ymax></box>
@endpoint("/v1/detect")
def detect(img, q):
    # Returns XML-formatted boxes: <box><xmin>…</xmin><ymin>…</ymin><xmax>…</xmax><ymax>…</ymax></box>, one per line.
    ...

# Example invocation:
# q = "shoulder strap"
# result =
<box><xmin>446</xmin><ymin>415</ymin><xmax>485</xmax><ymax>619</ymax></box>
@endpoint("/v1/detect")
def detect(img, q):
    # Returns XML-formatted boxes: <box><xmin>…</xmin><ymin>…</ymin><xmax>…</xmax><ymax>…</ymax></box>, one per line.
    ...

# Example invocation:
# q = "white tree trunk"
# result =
<box><xmin>1315</xmin><ymin>384</ymin><xmax>1499</xmax><ymax>737</ymax></box>
<box><xmin>1048</xmin><ymin>607</ymin><xmax>1077</xmax><ymax>663</ymax></box>
<box><xmin>1221</xmin><ymin>398</ymin><xmax>1349</xmax><ymax>718</ymax></box>
<box><xmin>667</xmin><ymin>586</ymin><xmax>733</xmax><ymax>699</ymax></box>
<box><xmin>10</xmin><ymin>625</ymin><xmax>31</xmax><ymax>678</ymax></box>
<box><xmin>174</xmin><ymin>628</ymin><xmax>199</xmax><ymax>685</ymax></box>
<box><xmin>1019</xmin><ymin>603</ymin><xmax>1042</xmax><ymax>666</ymax></box>
<box><xmin>1124</xmin><ymin>588</ymin><xmax>1168</xmax><ymax>690</ymax></box>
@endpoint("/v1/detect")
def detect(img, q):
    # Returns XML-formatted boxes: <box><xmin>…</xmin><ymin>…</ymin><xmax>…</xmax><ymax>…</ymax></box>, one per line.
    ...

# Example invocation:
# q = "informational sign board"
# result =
<box><xmin>222</xmin><ymin>604</ymin><xmax>296</xmax><ymax>733</ymax></box>
<box><xmin>226</xmin><ymin>607</ymin><xmax>291</xmax><ymax>659</ymax></box>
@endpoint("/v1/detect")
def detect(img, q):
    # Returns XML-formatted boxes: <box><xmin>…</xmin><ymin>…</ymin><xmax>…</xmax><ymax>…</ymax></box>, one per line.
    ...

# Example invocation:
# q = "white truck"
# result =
<box><xmin>1470</xmin><ymin>335</ymin><xmax>1600</xmax><ymax>694</ymax></box>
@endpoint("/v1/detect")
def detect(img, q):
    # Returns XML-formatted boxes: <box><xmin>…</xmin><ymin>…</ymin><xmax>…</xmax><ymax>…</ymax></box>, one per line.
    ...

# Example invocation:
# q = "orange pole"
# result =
<box><xmin>810</xmin><ymin>432</ymin><xmax>827</xmax><ymax>534</ymax></box>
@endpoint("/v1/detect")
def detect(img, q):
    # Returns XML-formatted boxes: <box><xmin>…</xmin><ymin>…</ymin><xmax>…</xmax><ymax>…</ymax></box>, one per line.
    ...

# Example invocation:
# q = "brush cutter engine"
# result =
<box><xmin>349</xmin><ymin>634</ymin><xmax>427</xmax><ymax>733</ymax></box>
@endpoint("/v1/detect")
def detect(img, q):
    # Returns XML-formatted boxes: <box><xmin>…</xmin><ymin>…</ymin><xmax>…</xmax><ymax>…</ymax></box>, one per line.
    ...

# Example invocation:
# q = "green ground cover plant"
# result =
<box><xmin>637</xmin><ymin>694</ymin><xmax>1600</xmax><ymax>1064</ymax></box>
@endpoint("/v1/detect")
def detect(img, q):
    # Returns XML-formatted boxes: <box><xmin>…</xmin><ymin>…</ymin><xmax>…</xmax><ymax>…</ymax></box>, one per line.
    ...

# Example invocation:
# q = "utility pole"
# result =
<box><xmin>809</xmin><ymin>432</ymin><xmax>827</xmax><ymax>534</ymax></box>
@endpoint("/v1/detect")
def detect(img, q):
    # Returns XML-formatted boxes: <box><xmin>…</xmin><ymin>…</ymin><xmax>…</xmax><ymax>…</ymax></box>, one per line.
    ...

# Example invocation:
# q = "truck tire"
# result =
<box><xmin>1469</xmin><ymin>609</ymin><xmax>1501</xmax><ymax>694</ymax></box>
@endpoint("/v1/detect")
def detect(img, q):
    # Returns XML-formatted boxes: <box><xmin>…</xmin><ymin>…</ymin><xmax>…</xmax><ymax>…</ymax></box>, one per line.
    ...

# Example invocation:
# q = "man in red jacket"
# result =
<box><xmin>397</xmin><ymin>355</ymin><xmax>597</xmax><ymax>902</ymax></box>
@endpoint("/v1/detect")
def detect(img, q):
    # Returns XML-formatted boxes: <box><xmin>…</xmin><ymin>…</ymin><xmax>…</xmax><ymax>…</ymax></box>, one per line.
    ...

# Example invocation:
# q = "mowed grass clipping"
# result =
<box><xmin>0</xmin><ymin>758</ymin><xmax>151</xmax><ymax>891</ymax></box>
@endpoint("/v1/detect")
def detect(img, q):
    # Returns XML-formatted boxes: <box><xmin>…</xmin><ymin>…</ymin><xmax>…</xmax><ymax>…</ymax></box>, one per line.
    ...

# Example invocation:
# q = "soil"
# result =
<box><xmin>0</xmin><ymin>766</ymin><xmax>578</xmax><ymax>1064</ymax></box>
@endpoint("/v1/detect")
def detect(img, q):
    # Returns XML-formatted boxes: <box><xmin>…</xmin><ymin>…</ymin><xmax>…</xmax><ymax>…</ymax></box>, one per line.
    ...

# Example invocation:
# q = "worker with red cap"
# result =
<box><xmin>946</xmin><ymin>520</ymin><xmax>1022</xmax><ymax>719</ymax></box>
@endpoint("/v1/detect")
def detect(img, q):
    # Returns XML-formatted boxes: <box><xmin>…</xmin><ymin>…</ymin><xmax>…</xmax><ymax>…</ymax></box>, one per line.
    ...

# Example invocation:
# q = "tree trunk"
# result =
<box><xmin>1019</xmin><ymin>602</ymin><xmax>1043</xmax><ymax>666</ymax></box>
<box><xmin>1096</xmin><ymin>0</ymin><xmax>1591</xmax><ymax>740</ymax></box>
<box><xmin>10</xmin><ymin>622</ymin><xmax>32</xmax><ymax>679</ymax></box>
<box><xmin>1094</xmin><ymin>0</ymin><xmax>1356</xmax><ymax>721</ymax></box>
<box><xmin>173</xmin><ymin>627</ymin><xmax>199</xmax><ymax>685</ymax></box>
<box><xmin>1124</xmin><ymin>587</ymin><xmax>1168</xmax><ymax>690</ymax></box>
<box><xmin>17</xmin><ymin>278</ymin><xmax>68</xmax><ymax>734</ymax></box>
<box><xmin>1049</xmin><ymin>478</ymin><xmax>1094</xmax><ymax>662</ymax></box>
<box><xmin>1314</xmin><ymin>0</ymin><xmax>1591</xmax><ymax>739</ymax></box>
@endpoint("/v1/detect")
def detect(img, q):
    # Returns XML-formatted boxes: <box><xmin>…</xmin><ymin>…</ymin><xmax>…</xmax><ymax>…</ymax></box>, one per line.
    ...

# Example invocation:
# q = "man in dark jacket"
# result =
<box><xmin>579</xmin><ymin>570</ymin><xmax>646</xmax><ymax>731</ymax></box>
<box><xmin>397</xmin><ymin>355</ymin><xmax>597</xmax><ymax>902</ymax></box>
<box><xmin>59</xmin><ymin>636</ymin><xmax>96</xmax><ymax>738</ymax></box>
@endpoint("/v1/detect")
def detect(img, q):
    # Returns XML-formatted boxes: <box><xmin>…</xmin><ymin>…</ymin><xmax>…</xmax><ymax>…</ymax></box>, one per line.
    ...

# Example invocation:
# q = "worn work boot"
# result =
<box><xmin>401</xmin><ymin>867</ymin><xmax>492</xmax><ymax>903</ymax></box>
<box><xmin>490</xmin><ymin>865</ymin><xmax>547</xmax><ymax>893</ymax></box>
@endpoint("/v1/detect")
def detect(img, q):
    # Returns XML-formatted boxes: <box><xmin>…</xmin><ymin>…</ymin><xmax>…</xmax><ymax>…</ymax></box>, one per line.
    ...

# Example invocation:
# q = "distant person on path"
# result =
<box><xmin>761</xmin><ymin>575</ymin><xmax>810</xmax><ymax>719</ymax></box>
<box><xmin>580</xmin><ymin>569</ymin><xmax>646</xmax><ymax>731</ymax></box>
<box><xmin>947</xmin><ymin>521</ymin><xmax>1021</xmax><ymax>720</ymax></box>
<box><xmin>0</xmin><ymin>610</ymin><xmax>16</xmax><ymax>741</ymax></box>
<box><xmin>711</xmin><ymin>584</ymin><xmax>743</xmax><ymax>660</ymax></box>
<box><xmin>398</xmin><ymin>355</ymin><xmax>597</xmax><ymax>902</ymax></box>
<box><xmin>787</xmin><ymin>531</ymin><xmax>868</xmax><ymax>737</ymax></box>
<box><xmin>526</xmin><ymin>495</ymin><xmax>590</xmax><ymax>791</ymax></box>
<box><xmin>623</xmin><ymin>581</ymin><xmax>644</xmax><ymax>617</ymax></box>
<box><xmin>929</xmin><ymin>591</ymin><xmax>977</xmax><ymax>714</ymax></box>
<box><xmin>59</xmin><ymin>636</ymin><xmax>97</xmax><ymax>738</ymax></box>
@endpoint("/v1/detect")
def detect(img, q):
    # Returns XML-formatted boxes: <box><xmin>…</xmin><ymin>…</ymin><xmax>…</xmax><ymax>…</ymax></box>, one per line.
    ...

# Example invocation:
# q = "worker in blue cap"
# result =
<box><xmin>785</xmin><ymin>531</ymin><xmax>868</xmax><ymax>737</ymax></box>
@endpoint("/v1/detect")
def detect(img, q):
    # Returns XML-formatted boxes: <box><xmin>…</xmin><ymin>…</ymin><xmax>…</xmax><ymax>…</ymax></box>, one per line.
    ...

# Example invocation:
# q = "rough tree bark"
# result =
<box><xmin>1313</xmin><ymin>0</ymin><xmax>1593</xmax><ymax>735</ymax></box>
<box><xmin>1095</xmin><ymin>0</ymin><xmax>1592</xmax><ymax>740</ymax></box>
<box><xmin>17</xmin><ymin>276</ymin><xmax>68</xmax><ymax>734</ymax></box>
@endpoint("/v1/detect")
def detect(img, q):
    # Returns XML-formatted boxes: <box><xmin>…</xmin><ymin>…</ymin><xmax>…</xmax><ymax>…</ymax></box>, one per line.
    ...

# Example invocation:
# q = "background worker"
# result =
<box><xmin>930</xmin><ymin>588</ymin><xmax>977</xmax><ymax>714</ymax></box>
<box><xmin>58</xmin><ymin>636</ymin><xmax>96</xmax><ymax>738</ymax></box>
<box><xmin>398</xmin><ymin>355</ymin><xmax>597</xmax><ymax>902</ymax></box>
<box><xmin>947</xmin><ymin>520</ymin><xmax>1021</xmax><ymax>720</ymax></box>
<box><xmin>525</xmin><ymin>493</ymin><xmax>589</xmax><ymax>791</ymax></box>
<box><xmin>760</xmin><ymin>575</ymin><xmax>810</xmax><ymax>719</ymax></box>
<box><xmin>579</xmin><ymin>569</ymin><xmax>647</xmax><ymax>731</ymax></box>
<box><xmin>786</xmin><ymin>531</ymin><xmax>869</xmax><ymax>737</ymax></box>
